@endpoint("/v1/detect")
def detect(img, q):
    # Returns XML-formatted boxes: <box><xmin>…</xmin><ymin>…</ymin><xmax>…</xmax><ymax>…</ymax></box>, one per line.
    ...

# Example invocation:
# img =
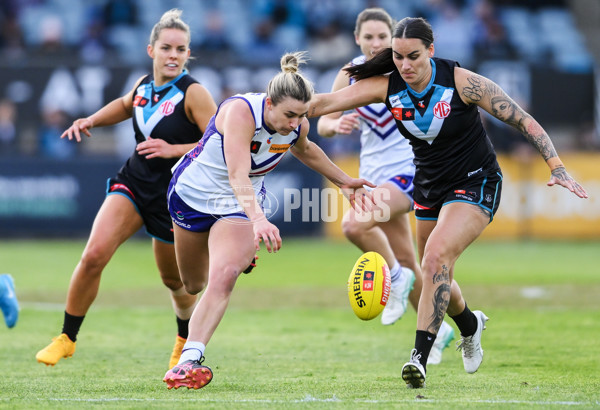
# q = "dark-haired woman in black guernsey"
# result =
<box><xmin>309</xmin><ymin>16</ymin><xmax>587</xmax><ymax>388</ymax></box>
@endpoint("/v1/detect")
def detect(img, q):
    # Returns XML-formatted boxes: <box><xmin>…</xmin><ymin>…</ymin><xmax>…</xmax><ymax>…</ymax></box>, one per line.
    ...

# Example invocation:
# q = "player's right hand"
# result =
<box><xmin>61</xmin><ymin>118</ymin><xmax>93</xmax><ymax>142</ymax></box>
<box><xmin>334</xmin><ymin>113</ymin><xmax>360</xmax><ymax>135</ymax></box>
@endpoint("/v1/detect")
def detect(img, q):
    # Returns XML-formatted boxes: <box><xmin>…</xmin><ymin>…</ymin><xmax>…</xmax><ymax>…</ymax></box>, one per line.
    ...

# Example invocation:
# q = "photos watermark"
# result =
<box><xmin>283</xmin><ymin>188</ymin><xmax>391</xmax><ymax>223</ymax></box>
<box><xmin>203</xmin><ymin>186</ymin><xmax>393</xmax><ymax>225</ymax></box>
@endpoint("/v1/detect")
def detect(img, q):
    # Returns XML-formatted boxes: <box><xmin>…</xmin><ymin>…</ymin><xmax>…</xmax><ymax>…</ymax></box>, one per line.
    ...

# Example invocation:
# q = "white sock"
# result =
<box><xmin>389</xmin><ymin>260</ymin><xmax>402</xmax><ymax>286</ymax></box>
<box><xmin>178</xmin><ymin>341</ymin><xmax>205</xmax><ymax>364</ymax></box>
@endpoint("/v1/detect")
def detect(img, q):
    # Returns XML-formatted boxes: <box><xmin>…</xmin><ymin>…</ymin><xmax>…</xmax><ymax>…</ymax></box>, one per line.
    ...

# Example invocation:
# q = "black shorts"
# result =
<box><xmin>413</xmin><ymin>171</ymin><xmax>503</xmax><ymax>222</ymax></box>
<box><xmin>106</xmin><ymin>175</ymin><xmax>173</xmax><ymax>243</ymax></box>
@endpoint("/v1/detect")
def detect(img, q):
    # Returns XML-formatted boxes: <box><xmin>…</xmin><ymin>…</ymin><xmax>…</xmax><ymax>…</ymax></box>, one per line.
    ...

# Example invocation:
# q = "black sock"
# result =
<box><xmin>176</xmin><ymin>317</ymin><xmax>190</xmax><ymax>340</ymax></box>
<box><xmin>414</xmin><ymin>330</ymin><xmax>436</xmax><ymax>373</ymax></box>
<box><xmin>62</xmin><ymin>311</ymin><xmax>85</xmax><ymax>342</ymax></box>
<box><xmin>450</xmin><ymin>303</ymin><xmax>478</xmax><ymax>337</ymax></box>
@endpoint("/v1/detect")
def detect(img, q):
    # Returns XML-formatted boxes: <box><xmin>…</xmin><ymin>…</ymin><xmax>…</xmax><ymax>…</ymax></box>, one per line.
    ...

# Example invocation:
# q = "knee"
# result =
<box><xmin>162</xmin><ymin>276</ymin><xmax>184</xmax><ymax>291</ymax></box>
<box><xmin>182</xmin><ymin>277</ymin><xmax>207</xmax><ymax>296</ymax></box>
<box><xmin>79</xmin><ymin>244</ymin><xmax>112</xmax><ymax>274</ymax></box>
<box><xmin>420</xmin><ymin>249</ymin><xmax>445</xmax><ymax>283</ymax></box>
<box><xmin>341</xmin><ymin>218</ymin><xmax>364</xmax><ymax>240</ymax></box>
<box><xmin>207</xmin><ymin>264</ymin><xmax>240</xmax><ymax>295</ymax></box>
<box><xmin>159</xmin><ymin>265</ymin><xmax>185</xmax><ymax>291</ymax></box>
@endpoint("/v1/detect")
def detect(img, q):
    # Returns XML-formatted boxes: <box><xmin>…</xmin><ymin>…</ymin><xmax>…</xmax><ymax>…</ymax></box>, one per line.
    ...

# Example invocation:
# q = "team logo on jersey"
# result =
<box><xmin>250</xmin><ymin>141</ymin><xmax>262</xmax><ymax>153</ymax></box>
<box><xmin>160</xmin><ymin>100</ymin><xmax>175</xmax><ymax>116</ymax></box>
<box><xmin>268</xmin><ymin>144</ymin><xmax>291</xmax><ymax>153</ymax></box>
<box><xmin>391</xmin><ymin>108</ymin><xmax>415</xmax><ymax>121</ymax></box>
<box><xmin>133</xmin><ymin>95</ymin><xmax>149</xmax><ymax>107</ymax></box>
<box><xmin>433</xmin><ymin>101</ymin><xmax>451</xmax><ymax>119</ymax></box>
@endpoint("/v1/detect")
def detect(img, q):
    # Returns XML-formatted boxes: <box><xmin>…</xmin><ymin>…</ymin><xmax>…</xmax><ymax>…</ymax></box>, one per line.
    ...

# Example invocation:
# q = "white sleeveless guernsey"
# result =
<box><xmin>172</xmin><ymin>93</ymin><xmax>300</xmax><ymax>215</ymax></box>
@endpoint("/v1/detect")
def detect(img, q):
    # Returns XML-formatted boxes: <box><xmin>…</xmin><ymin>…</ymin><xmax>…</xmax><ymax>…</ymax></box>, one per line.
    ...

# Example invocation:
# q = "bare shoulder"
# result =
<box><xmin>221</xmin><ymin>97</ymin><xmax>250</xmax><ymax>113</ymax></box>
<box><xmin>186</xmin><ymin>83</ymin><xmax>217</xmax><ymax>106</ymax></box>
<box><xmin>291</xmin><ymin>118</ymin><xmax>311</xmax><ymax>152</ymax></box>
<box><xmin>187</xmin><ymin>82</ymin><xmax>211</xmax><ymax>95</ymax></box>
<box><xmin>217</xmin><ymin>97</ymin><xmax>254</xmax><ymax>129</ymax></box>
<box><xmin>122</xmin><ymin>74</ymin><xmax>147</xmax><ymax>104</ymax></box>
<box><xmin>300</xmin><ymin>117</ymin><xmax>310</xmax><ymax>137</ymax></box>
<box><xmin>454</xmin><ymin>67</ymin><xmax>503</xmax><ymax>105</ymax></box>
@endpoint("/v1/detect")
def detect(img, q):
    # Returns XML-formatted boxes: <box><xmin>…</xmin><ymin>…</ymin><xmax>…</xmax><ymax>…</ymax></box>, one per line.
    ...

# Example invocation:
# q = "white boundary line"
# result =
<box><xmin>4</xmin><ymin>396</ymin><xmax>593</xmax><ymax>406</ymax></box>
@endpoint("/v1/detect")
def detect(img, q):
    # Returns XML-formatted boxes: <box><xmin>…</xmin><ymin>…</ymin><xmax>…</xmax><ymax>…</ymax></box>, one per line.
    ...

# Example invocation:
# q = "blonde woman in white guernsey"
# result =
<box><xmin>163</xmin><ymin>52</ymin><xmax>374</xmax><ymax>389</ymax></box>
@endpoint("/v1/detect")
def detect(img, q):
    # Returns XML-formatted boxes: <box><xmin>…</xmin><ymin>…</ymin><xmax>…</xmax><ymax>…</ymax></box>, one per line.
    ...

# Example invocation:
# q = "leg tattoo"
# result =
<box><xmin>429</xmin><ymin>265</ymin><xmax>451</xmax><ymax>333</ymax></box>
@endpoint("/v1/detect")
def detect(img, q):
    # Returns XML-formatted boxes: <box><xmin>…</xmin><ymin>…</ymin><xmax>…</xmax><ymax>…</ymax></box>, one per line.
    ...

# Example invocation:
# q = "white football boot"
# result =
<box><xmin>456</xmin><ymin>310</ymin><xmax>489</xmax><ymax>373</ymax></box>
<box><xmin>381</xmin><ymin>267</ymin><xmax>415</xmax><ymax>325</ymax></box>
<box><xmin>427</xmin><ymin>321</ymin><xmax>455</xmax><ymax>365</ymax></box>
<box><xmin>402</xmin><ymin>348</ymin><xmax>426</xmax><ymax>388</ymax></box>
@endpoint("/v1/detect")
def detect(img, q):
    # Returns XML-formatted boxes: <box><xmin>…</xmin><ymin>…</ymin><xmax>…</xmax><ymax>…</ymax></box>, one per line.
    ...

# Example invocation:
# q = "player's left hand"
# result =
<box><xmin>136</xmin><ymin>136</ymin><xmax>173</xmax><ymax>159</ymax></box>
<box><xmin>547</xmin><ymin>167</ymin><xmax>588</xmax><ymax>199</ymax></box>
<box><xmin>253</xmin><ymin>218</ymin><xmax>282</xmax><ymax>253</ymax></box>
<box><xmin>341</xmin><ymin>179</ymin><xmax>376</xmax><ymax>212</ymax></box>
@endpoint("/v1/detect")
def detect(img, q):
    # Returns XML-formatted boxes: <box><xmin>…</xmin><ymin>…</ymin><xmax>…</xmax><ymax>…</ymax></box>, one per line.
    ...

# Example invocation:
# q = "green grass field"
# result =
<box><xmin>1</xmin><ymin>238</ymin><xmax>599</xmax><ymax>409</ymax></box>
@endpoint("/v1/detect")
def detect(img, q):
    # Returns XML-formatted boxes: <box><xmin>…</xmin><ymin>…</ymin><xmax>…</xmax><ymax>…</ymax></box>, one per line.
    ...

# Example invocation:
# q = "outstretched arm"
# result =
<box><xmin>309</xmin><ymin>75</ymin><xmax>388</xmax><ymax>119</ymax></box>
<box><xmin>61</xmin><ymin>76</ymin><xmax>141</xmax><ymax>142</ymax></box>
<box><xmin>455</xmin><ymin>67</ymin><xmax>588</xmax><ymax>199</ymax></box>
<box><xmin>291</xmin><ymin>122</ymin><xmax>375</xmax><ymax>211</ymax></box>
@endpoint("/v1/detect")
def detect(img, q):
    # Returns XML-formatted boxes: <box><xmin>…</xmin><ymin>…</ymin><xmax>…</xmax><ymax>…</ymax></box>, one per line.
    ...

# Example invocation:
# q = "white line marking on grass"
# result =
<box><xmin>28</xmin><ymin>397</ymin><xmax>599</xmax><ymax>406</ymax></box>
<box><xmin>20</xmin><ymin>302</ymin><xmax>168</xmax><ymax>312</ymax></box>
<box><xmin>21</xmin><ymin>302</ymin><xmax>66</xmax><ymax>311</ymax></box>
<box><xmin>521</xmin><ymin>286</ymin><xmax>547</xmax><ymax>299</ymax></box>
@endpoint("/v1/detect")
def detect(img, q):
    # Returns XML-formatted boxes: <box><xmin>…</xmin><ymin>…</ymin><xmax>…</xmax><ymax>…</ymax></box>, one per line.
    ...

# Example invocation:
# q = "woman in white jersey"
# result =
<box><xmin>316</xmin><ymin>8</ymin><xmax>454</xmax><ymax>364</ymax></box>
<box><xmin>163</xmin><ymin>52</ymin><xmax>374</xmax><ymax>390</ymax></box>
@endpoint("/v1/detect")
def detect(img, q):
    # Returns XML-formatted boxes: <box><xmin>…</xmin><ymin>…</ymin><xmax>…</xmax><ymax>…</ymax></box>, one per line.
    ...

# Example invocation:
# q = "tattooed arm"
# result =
<box><xmin>454</xmin><ymin>67</ymin><xmax>588</xmax><ymax>199</ymax></box>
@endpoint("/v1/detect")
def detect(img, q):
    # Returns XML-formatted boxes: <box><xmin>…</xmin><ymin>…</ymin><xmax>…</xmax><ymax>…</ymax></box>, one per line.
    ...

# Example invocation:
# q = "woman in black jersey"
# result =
<box><xmin>309</xmin><ymin>17</ymin><xmax>587</xmax><ymax>388</ymax></box>
<box><xmin>35</xmin><ymin>9</ymin><xmax>217</xmax><ymax>370</ymax></box>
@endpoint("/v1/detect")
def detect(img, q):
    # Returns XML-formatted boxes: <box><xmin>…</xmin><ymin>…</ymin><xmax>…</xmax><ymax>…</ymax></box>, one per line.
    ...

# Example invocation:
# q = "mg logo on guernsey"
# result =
<box><xmin>433</xmin><ymin>101</ymin><xmax>451</xmax><ymax>119</ymax></box>
<box><xmin>160</xmin><ymin>100</ymin><xmax>175</xmax><ymax>116</ymax></box>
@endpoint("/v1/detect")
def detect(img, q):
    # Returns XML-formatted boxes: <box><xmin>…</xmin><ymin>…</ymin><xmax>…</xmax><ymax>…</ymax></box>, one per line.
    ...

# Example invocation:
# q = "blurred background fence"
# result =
<box><xmin>0</xmin><ymin>0</ymin><xmax>598</xmax><ymax>239</ymax></box>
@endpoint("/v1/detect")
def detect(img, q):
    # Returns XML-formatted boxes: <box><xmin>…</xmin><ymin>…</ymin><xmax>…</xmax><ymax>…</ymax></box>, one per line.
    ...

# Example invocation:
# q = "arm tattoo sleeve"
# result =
<box><xmin>473</xmin><ymin>75</ymin><xmax>559</xmax><ymax>161</ymax></box>
<box><xmin>462</xmin><ymin>74</ymin><xmax>502</xmax><ymax>102</ymax></box>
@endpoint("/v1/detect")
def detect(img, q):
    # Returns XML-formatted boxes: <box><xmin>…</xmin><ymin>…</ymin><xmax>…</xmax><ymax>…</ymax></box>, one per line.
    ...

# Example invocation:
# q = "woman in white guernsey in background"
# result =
<box><xmin>163</xmin><ymin>52</ymin><xmax>374</xmax><ymax>390</ymax></box>
<box><xmin>316</xmin><ymin>8</ymin><xmax>454</xmax><ymax>365</ymax></box>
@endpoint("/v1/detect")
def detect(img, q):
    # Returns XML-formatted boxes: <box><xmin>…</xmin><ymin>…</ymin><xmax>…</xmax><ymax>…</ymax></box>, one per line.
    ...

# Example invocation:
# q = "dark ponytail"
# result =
<box><xmin>344</xmin><ymin>48</ymin><xmax>395</xmax><ymax>81</ymax></box>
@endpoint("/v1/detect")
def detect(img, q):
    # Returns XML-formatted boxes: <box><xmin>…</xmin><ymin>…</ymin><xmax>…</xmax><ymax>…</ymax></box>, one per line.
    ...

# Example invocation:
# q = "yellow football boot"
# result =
<box><xmin>169</xmin><ymin>335</ymin><xmax>186</xmax><ymax>369</ymax></box>
<box><xmin>36</xmin><ymin>333</ymin><xmax>76</xmax><ymax>366</ymax></box>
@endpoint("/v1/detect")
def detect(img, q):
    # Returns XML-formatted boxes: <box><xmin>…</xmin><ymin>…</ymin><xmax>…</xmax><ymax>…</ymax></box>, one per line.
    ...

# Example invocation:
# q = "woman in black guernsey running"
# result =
<box><xmin>35</xmin><ymin>9</ymin><xmax>218</xmax><ymax>370</ymax></box>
